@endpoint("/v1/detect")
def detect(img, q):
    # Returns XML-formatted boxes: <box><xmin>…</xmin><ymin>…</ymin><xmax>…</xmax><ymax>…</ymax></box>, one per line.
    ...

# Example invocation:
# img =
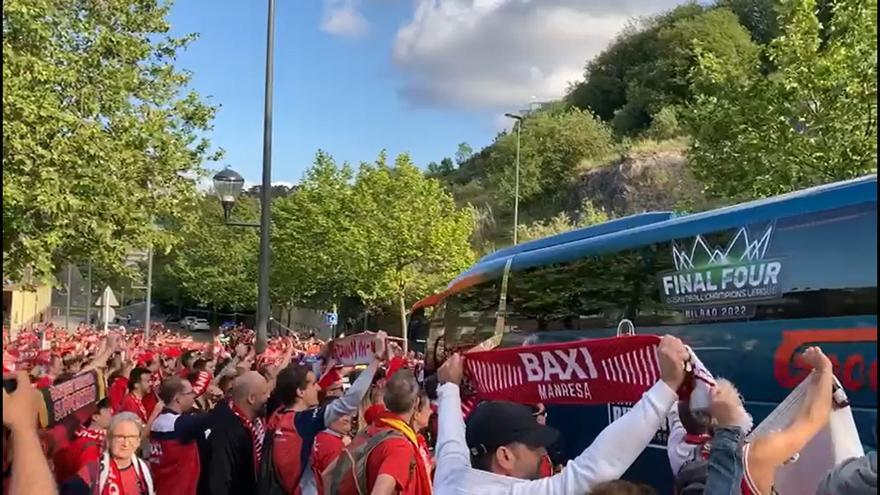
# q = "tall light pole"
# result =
<box><xmin>211</xmin><ymin>0</ymin><xmax>275</xmax><ymax>354</ymax></box>
<box><xmin>504</xmin><ymin>112</ymin><xmax>523</xmax><ymax>245</ymax></box>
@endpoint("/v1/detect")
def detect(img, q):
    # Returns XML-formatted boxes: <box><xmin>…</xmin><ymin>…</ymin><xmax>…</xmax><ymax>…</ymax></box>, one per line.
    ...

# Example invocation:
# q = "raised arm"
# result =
<box><xmin>324</xmin><ymin>332</ymin><xmax>387</xmax><ymax>425</ymax></box>
<box><xmin>747</xmin><ymin>347</ymin><xmax>833</xmax><ymax>489</ymax></box>
<box><xmin>433</xmin><ymin>354</ymin><xmax>471</xmax><ymax>493</ymax></box>
<box><xmin>4</xmin><ymin>372</ymin><xmax>59</xmax><ymax>495</ymax></box>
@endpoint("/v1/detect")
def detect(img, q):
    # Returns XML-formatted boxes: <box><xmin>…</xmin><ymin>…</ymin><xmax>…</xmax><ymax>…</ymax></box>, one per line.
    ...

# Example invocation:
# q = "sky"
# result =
<box><xmin>168</xmin><ymin>0</ymin><xmax>684</xmax><ymax>187</ymax></box>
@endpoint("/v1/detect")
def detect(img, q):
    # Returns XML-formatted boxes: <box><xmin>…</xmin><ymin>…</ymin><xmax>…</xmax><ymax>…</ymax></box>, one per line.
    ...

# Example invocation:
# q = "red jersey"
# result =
<box><xmin>149</xmin><ymin>409</ymin><xmax>213</xmax><ymax>495</ymax></box>
<box><xmin>36</xmin><ymin>375</ymin><xmax>54</xmax><ymax>389</ymax></box>
<box><xmin>311</xmin><ymin>430</ymin><xmax>346</xmax><ymax>495</ymax></box>
<box><xmin>362</xmin><ymin>424</ymin><xmax>429</xmax><ymax>495</ymax></box>
<box><xmin>120</xmin><ymin>393</ymin><xmax>148</xmax><ymax>423</ymax></box>
<box><xmin>108</xmin><ymin>377</ymin><xmax>129</xmax><ymax>412</ymax></box>
<box><xmin>53</xmin><ymin>429</ymin><xmax>103</xmax><ymax>483</ymax></box>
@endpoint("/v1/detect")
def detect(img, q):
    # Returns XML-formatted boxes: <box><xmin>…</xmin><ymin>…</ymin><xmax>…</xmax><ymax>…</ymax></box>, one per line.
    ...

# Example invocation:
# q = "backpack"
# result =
<box><xmin>323</xmin><ymin>429</ymin><xmax>414</xmax><ymax>495</ymax></box>
<box><xmin>256</xmin><ymin>408</ymin><xmax>299</xmax><ymax>495</ymax></box>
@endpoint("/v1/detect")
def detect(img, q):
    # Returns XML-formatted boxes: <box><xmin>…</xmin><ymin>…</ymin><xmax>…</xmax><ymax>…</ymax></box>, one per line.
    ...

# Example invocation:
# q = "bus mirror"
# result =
<box><xmin>617</xmin><ymin>319</ymin><xmax>635</xmax><ymax>337</ymax></box>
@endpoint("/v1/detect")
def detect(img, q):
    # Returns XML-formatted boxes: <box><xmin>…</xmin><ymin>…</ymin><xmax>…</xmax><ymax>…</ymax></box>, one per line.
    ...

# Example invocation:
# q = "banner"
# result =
<box><xmin>463</xmin><ymin>335</ymin><xmax>662</xmax><ymax>405</ymax></box>
<box><xmin>38</xmin><ymin>370</ymin><xmax>105</xmax><ymax>428</ymax></box>
<box><xmin>331</xmin><ymin>333</ymin><xmax>375</xmax><ymax>366</ymax></box>
<box><xmin>746</xmin><ymin>375</ymin><xmax>864</xmax><ymax>495</ymax></box>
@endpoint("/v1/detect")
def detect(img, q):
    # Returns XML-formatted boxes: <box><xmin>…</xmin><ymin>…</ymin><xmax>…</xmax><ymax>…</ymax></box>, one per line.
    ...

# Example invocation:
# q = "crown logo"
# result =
<box><xmin>671</xmin><ymin>225</ymin><xmax>774</xmax><ymax>271</ymax></box>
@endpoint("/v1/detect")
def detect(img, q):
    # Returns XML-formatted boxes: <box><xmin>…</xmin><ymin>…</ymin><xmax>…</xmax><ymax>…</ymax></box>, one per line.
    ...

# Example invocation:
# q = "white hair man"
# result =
<box><xmin>62</xmin><ymin>411</ymin><xmax>155</xmax><ymax>495</ymax></box>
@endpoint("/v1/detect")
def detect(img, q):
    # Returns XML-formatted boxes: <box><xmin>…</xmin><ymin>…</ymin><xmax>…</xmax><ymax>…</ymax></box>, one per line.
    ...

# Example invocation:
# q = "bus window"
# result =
<box><xmin>503</xmin><ymin>251</ymin><xmax>643</xmax><ymax>342</ymax></box>
<box><xmin>441</xmin><ymin>280</ymin><xmax>502</xmax><ymax>350</ymax></box>
<box><xmin>633</xmin><ymin>202</ymin><xmax>878</xmax><ymax>326</ymax></box>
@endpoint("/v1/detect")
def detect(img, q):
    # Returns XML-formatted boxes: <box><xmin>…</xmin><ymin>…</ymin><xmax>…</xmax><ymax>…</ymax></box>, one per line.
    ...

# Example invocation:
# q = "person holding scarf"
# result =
<box><xmin>328</xmin><ymin>369</ymin><xmax>432</xmax><ymax>495</ymax></box>
<box><xmin>62</xmin><ymin>412</ymin><xmax>155</xmax><ymax>495</ymax></box>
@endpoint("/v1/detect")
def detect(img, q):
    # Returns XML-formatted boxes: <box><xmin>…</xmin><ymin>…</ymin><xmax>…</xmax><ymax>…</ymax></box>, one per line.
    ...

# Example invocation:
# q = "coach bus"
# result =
<box><xmin>417</xmin><ymin>174</ymin><xmax>877</xmax><ymax>490</ymax></box>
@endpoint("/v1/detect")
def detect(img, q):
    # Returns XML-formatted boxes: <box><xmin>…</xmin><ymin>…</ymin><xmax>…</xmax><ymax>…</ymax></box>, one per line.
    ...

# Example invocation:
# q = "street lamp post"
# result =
<box><xmin>211</xmin><ymin>0</ymin><xmax>275</xmax><ymax>354</ymax></box>
<box><xmin>504</xmin><ymin>113</ymin><xmax>523</xmax><ymax>245</ymax></box>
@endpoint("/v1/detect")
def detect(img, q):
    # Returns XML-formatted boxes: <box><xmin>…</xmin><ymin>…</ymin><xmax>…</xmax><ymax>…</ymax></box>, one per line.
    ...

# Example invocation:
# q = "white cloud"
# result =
<box><xmin>393</xmin><ymin>0</ymin><xmax>682</xmax><ymax>110</ymax></box>
<box><xmin>321</xmin><ymin>0</ymin><xmax>370</xmax><ymax>38</ymax></box>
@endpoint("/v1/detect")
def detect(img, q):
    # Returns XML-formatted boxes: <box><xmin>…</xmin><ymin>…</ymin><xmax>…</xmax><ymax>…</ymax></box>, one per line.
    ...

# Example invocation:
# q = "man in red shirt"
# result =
<box><xmin>149</xmin><ymin>376</ymin><xmax>213</xmax><ymax>495</ymax></box>
<box><xmin>311</xmin><ymin>403</ymin><xmax>353</xmax><ymax>495</ymax></box>
<box><xmin>120</xmin><ymin>367</ymin><xmax>152</xmax><ymax>424</ymax></box>
<box><xmin>53</xmin><ymin>398</ymin><xmax>113</xmax><ymax>483</ymax></box>
<box><xmin>328</xmin><ymin>370</ymin><xmax>432</xmax><ymax>495</ymax></box>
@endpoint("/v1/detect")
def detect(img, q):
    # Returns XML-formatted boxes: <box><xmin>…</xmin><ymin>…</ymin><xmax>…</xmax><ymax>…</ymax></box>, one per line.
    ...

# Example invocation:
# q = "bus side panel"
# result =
<box><xmin>546</xmin><ymin>316</ymin><xmax>877</xmax><ymax>489</ymax></box>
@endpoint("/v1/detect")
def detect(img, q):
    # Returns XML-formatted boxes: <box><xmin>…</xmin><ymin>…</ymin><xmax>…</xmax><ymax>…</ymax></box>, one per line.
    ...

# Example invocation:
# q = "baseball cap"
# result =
<box><xmin>465</xmin><ymin>401</ymin><xmax>559</xmax><ymax>457</ymax></box>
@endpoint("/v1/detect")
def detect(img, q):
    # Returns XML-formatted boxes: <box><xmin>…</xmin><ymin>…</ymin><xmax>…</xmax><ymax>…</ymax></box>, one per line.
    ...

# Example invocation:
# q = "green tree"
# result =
<box><xmin>350</xmin><ymin>152</ymin><xmax>475</xmax><ymax>339</ymax></box>
<box><xmin>169</xmin><ymin>196</ymin><xmax>258</xmax><ymax>311</ymax></box>
<box><xmin>455</xmin><ymin>143</ymin><xmax>474</xmax><ymax>167</ymax></box>
<box><xmin>426</xmin><ymin>157</ymin><xmax>455</xmax><ymax>178</ymax></box>
<box><xmin>3</xmin><ymin>0</ymin><xmax>220</xmax><ymax>283</ymax></box>
<box><xmin>566</xmin><ymin>3</ymin><xmax>759</xmax><ymax>136</ymax></box>
<box><xmin>516</xmin><ymin>200</ymin><xmax>610</xmax><ymax>243</ymax></box>
<box><xmin>686</xmin><ymin>0</ymin><xmax>877</xmax><ymax>200</ymax></box>
<box><xmin>271</xmin><ymin>151</ymin><xmax>357</xmax><ymax>309</ymax></box>
<box><xmin>485</xmin><ymin>109</ymin><xmax>614</xmax><ymax>207</ymax></box>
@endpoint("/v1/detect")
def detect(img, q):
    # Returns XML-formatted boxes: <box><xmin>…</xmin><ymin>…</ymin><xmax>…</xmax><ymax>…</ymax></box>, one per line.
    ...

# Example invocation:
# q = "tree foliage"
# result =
<box><xmin>516</xmin><ymin>200</ymin><xmax>610</xmax><ymax>243</ymax></box>
<box><xmin>686</xmin><ymin>0</ymin><xmax>877</xmax><ymax>199</ymax></box>
<box><xmin>271</xmin><ymin>151</ymin><xmax>356</xmax><ymax>308</ymax></box>
<box><xmin>484</xmin><ymin>109</ymin><xmax>615</xmax><ymax>207</ymax></box>
<box><xmin>169</xmin><ymin>197</ymin><xmax>258</xmax><ymax>311</ymax></box>
<box><xmin>2</xmin><ymin>0</ymin><xmax>220</xmax><ymax>283</ymax></box>
<box><xmin>567</xmin><ymin>3</ymin><xmax>759</xmax><ymax>136</ymax></box>
<box><xmin>350</xmin><ymin>153</ymin><xmax>475</xmax><ymax>313</ymax></box>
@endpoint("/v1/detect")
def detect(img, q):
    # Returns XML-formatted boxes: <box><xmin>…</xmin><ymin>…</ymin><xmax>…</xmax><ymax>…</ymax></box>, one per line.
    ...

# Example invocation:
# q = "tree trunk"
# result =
<box><xmin>399</xmin><ymin>293</ymin><xmax>408</xmax><ymax>354</ymax></box>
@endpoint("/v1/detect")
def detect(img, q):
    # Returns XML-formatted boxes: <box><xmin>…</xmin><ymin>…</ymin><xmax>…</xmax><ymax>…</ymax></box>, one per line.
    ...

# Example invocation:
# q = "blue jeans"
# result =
<box><xmin>706</xmin><ymin>426</ymin><xmax>745</xmax><ymax>495</ymax></box>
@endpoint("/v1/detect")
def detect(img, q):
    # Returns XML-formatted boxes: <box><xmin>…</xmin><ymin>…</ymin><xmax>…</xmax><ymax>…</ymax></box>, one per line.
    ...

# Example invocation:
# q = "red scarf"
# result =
<box><xmin>228</xmin><ymin>401</ymin><xmax>264</xmax><ymax>472</ymax></box>
<box><xmin>463</xmin><ymin>335</ymin><xmax>670</xmax><ymax>405</ymax></box>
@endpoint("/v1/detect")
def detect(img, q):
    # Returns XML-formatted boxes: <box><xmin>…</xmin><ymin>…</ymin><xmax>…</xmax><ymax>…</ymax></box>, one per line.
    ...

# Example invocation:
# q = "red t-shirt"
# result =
<box><xmin>120</xmin><ymin>393</ymin><xmax>148</xmax><ymax>423</ymax></box>
<box><xmin>311</xmin><ymin>431</ymin><xmax>346</xmax><ymax>495</ymax></box>
<box><xmin>109</xmin><ymin>377</ymin><xmax>129</xmax><ymax>412</ymax></box>
<box><xmin>53</xmin><ymin>437</ymin><xmax>101</xmax><ymax>483</ymax></box>
<box><xmin>118</xmin><ymin>463</ymin><xmax>142</xmax><ymax>495</ymax></box>
<box><xmin>364</xmin><ymin>426</ymin><xmax>426</xmax><ymax>495</ymax></box>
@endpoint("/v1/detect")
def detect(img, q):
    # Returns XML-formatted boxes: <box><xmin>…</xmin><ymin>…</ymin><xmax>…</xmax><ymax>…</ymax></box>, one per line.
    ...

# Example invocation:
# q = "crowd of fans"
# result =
<box><xmin>1</xmin><ymin>322</ymin><xmax>876</xmax><ymax>495</ymax></box>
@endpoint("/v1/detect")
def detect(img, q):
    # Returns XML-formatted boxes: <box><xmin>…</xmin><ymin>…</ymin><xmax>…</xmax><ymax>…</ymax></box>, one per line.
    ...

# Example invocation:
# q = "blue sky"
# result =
<box><xmin>168</xmin><ymin>0</ymin><xmax>684</xmax><ymax>186</ymax></box>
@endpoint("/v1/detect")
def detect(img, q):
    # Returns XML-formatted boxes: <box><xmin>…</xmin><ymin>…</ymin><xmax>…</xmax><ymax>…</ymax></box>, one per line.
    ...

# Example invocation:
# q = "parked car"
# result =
<box><xmin>191</xmin><ymin>318</ymin><xmax>210</xmax><ymax>332</ymax></box>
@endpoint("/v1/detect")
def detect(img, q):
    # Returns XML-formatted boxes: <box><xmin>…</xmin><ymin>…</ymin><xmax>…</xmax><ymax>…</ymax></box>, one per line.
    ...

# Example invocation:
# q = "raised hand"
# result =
<box><xmin>658</xmin><ymin>335</ymin><xmax>690</xmax><ymax>390</ymax></box>
<box><xmin>801</xmin><ymin>346</ymin><xmax>832</xmax><ymax>373</ymax></box>
<box><xmin>438</xmin><ymin>353</ymin><xmax>464</xmax><ymax>386</ymax></box>
<box><xmin>373</xmin><ymin>331</ymin><xmax>388</xmax><ymax>361</ymax></box>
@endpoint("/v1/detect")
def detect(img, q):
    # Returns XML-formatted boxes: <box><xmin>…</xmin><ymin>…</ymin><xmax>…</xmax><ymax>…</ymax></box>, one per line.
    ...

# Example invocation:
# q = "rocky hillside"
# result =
<box><xmin>572</xmin><ymin>146</ymin><xmax>718</xmax><ymax>217</ymax></box>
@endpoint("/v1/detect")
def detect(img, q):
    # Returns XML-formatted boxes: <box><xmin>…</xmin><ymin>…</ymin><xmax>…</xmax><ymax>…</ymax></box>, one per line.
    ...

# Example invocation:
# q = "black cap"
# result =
<box><xmin>465</xmin><ymin>401</ymin><xmax>559</xmax><ymax>457</ymax></box>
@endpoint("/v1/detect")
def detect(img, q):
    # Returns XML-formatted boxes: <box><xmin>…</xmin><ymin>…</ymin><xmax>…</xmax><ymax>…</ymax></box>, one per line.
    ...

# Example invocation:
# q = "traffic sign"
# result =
<box><xmin>94</xmin><ymin>287</ymin><xmax>120</xmax><ymax>307</ymax></box>
<box><xmin>325</xmin><ymin>312</ymin><xmax>338</xmax><ymax>326</ymax></box>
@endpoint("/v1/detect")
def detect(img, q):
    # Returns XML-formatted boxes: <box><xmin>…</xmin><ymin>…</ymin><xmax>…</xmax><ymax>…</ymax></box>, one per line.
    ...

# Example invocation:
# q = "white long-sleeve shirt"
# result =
<box><xmin>433</xmin><ymin>381</ymin><xmax>678</xmax><ymax>495</ymax></box>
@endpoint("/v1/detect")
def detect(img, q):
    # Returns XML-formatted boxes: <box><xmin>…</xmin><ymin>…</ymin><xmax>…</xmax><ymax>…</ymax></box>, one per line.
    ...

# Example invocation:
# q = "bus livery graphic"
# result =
<box><xmin>659</xmin><ymin>224</ymin><xmax>783</xmax><ymax>307</ymax></box>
